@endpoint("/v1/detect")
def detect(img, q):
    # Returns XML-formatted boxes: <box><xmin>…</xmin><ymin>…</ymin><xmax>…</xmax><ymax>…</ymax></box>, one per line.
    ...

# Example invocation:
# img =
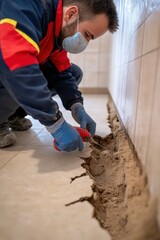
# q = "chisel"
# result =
<box><xmin>53</xmin><ymin>126</ymin><xmax>106</xmax><ymax>151</ymax></box>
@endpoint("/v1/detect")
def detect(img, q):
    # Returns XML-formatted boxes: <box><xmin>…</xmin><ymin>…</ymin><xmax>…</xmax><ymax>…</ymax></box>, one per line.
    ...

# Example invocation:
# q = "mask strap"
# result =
<box><xmin>76</xmin><ymin>14</ymin><xmax>80</xmax><ymax>32</ymax></box>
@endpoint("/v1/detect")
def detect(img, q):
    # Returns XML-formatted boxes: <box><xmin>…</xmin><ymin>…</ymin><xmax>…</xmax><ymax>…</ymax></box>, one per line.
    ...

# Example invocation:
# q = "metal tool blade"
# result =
<box><xmin>83</xmin><ymin>136</ymin><xmax>107</xmax><ymax>150</ymax></box>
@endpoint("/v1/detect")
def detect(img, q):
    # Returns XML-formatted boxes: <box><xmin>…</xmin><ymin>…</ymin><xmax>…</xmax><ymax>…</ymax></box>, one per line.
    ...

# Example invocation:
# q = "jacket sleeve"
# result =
<box><xmin>0</xmin><ymin>0</ymin><xmax>62</xmax><ymax>126</ymax></box>
<box><xmin>50</xmin><ymin>50</ymin><xmax>84</xmax><ymax>110</ymax></box>
<box><xmin>53</xmin><ymin>66</ymin><xmax>84</xmax><ymax>110</ymax></box>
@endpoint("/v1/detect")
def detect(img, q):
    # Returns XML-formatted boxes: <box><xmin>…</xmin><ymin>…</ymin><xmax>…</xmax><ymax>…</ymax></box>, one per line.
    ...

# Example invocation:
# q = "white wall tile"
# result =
<box><xmin>69</xmin><ymin>53</ymin><xmax>85</xmax><ymax>71</ymax></box>
<box><xmin>124</xmin><ymin>58</ymin><xmax>141</xmax><ymax>143</ymax></box>
<box><xmin>116</xmin><ymin>63</ymin><xmax>128</xmax><ymax>123</ymax></box>
<box><xmin>146</xmin><ymin>0</ymin><xmax>160</xmax><ymax>17</ymax></box>
<box><xmin>134</xmin><ymin>51</ymin><xmax>158</xmax><ymax>165</ymax></box>
<box><xmin>97</xmin><ymin>72</ymin><xmax>108</xmax><ymax>88</ymax></box>
<box><xmin>124</xmin><ymin>0</ymin><xmax>146</xmax><ymax>35</ymax></box>
<box><xmin>99</xmin><ymin>33</ymin><xmax>113</xmax><ymax>53</ymax></box>
<box><xmin>84</xmin><ymin>53</ymin><xmax>99</xmax><ymax>73</ymax></box>
<box><xmin>98</xmin><ymin>53</ymin><xmax>111</xmax><ymax>72</ymax></box>
<box><xmin>86</xmin><ymin>38</ymin><xmax>100</xmax><ymax>53</ymax></box>
<box><xmin>143</xmin><ymin>11</ymin><xmax>160</xmax><ymax>54</ymax></box>
<box><xmin>83</xmin><ymin>72</ymin><xmax>98</xmax><ymax>88</ymax></box>
<box><xmin>107</xmin><ymin>0</ymin><xmax>160</xmax><ymax>227</ymax></box>
<box><xmin>146</xmin><ymin>50</ymin><xmax>160</xmax><ymax>198</ymax></box>
<box><xmin>129</xmin><ymin>24</ymin><xmax>145</xmax><ymax>61</ymax></box>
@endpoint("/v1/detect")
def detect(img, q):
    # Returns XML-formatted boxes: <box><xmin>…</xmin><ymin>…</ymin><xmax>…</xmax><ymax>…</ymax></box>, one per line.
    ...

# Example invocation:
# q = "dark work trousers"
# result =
<box><xmin>8</xmin><ymin>62</ymin><xmax>83</xmax><ymax>120</ymax></box>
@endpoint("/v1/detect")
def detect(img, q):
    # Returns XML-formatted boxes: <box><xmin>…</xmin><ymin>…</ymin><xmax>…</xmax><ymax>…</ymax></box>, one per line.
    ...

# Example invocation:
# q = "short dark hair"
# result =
<box><xmin>63</xmin><ymin>0</ymin><xmax>119</xmax><ymax>33</ymax></box>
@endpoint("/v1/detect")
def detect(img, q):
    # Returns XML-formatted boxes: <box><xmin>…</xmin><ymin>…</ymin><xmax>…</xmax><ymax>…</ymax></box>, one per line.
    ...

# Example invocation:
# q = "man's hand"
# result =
<box><xmin>71</xmin><ymin>103</ymin><xmax>96</xmax><ymax>137</ymax></box>
<box><xmin>51</xmin><ymin>120</ymin><xmax>84</xmax><ymax>152</ymax></box>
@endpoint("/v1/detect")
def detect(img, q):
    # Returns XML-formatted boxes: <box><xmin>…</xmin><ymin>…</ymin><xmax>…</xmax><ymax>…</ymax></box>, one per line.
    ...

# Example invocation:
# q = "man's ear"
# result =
<box><xmin>64</xmin><ymin>6</ymin><xmax>79</xmax><ymax>23</ymax></box>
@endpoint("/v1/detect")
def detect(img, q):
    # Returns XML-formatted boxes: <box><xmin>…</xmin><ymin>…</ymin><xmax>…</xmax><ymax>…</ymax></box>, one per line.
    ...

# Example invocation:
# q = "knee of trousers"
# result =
<box><xmin>71</xmin><ymin>64</ymin><xmax>83</xmax><ymax>85</ymax></box>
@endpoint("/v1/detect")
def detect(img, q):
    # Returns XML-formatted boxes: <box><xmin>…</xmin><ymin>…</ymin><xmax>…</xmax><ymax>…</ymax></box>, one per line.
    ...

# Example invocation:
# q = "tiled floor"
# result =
<box><xmin>0</xmin><ymin>94</ymin><xmax>111</xmax><ymax>240</ymax></box>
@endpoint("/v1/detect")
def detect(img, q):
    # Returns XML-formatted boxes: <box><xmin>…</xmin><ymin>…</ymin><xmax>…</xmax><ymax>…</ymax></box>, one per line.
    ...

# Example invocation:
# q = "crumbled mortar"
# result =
<box><xmin>80</xmin><ymin>99</ymin><xmax>160</xmax><ymax>240</ymax></box>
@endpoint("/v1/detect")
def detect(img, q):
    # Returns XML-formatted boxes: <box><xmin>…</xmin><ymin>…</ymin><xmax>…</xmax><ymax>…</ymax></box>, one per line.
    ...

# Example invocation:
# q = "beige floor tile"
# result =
<box><xmin>0</xmin><ymin>95</ymin><xmax>111</xmax><ymax>240</ymax></box>
<box><xmin>0</xmin><ymin>128</ymin><xmax>43</xmax><ymax>168</ymax></box>
<box><xmin>0</xmin><ymin>149</ymin><xmax>20</xmax><ymax>169</ymax></box>
<box><xmin>13</xmin><ymin>129</ymin><xmax>44</xmax><ymax>147</ymax></box>
<box><xmin>0</xmin><ymin>202</ymin><xmax>110</xmax><ymax>240</ymax></box>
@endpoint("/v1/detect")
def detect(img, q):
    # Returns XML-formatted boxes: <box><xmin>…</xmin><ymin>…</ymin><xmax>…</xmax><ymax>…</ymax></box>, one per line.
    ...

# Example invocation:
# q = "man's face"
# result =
<box><xmin>62</xmin><ymin>6</ymin><xmax>109</xmax><ymax>42</ymax></box>
<box><xmin>78</xmin><ymin>14</ymin><xmax>109</xmax><ymax>42</ymax></box>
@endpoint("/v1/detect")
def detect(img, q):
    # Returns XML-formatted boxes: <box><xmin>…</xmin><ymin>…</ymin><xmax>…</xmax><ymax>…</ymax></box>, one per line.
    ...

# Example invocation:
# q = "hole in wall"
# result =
<box><xmin>66</xmin><ymin>97</ymin><xmax>160</xmax><ymax>240</ymax></box>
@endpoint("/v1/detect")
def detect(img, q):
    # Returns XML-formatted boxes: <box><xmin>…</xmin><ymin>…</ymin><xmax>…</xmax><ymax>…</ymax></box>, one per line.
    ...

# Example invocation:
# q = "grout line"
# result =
<box><xmin>128</xmin><ymin>0</ymin><xmax>148</xmax><ymax>38</ymax></box>
<box><xmin>0</xmin><ymin>128</ymin><xmax>44</xmax><ymax>170</ymax></box>
<box><xmin>128</xmin><ymin>46</ymin><xmax>160</xmax><ymax>63</ymax></box>
<box><xmin>0</xmin><ymin>152</ymin><xmax>20</xmax><ymax>170</ymax></box>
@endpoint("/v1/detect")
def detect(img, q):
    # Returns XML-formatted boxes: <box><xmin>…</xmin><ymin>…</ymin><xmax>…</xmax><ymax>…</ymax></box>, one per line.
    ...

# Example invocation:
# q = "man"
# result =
<box><xmin>0</xmin><ymin>0</ymin><xmax>118</xmax><ymax>151</ymax></box>
<box><xmin>7</xmin><ymin>63</ymin><xmax>83</xmax><ymax>131</ymax></box>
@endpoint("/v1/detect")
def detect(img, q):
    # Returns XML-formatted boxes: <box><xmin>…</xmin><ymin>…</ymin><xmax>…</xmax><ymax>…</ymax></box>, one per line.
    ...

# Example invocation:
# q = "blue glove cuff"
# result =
<box><xmin>71</xmin><ymin>102</ymin><xmax>96</xmax><ymax>137</ymax></box>
<box><xmin>71</xmin><ymin>102</ymin><xmax>84</xmax><ymax>112</ymax></box>
<box><xmin>45</xmin><ymin>116</ymin><xmax>65</xmax><ymax>134</ymax></box>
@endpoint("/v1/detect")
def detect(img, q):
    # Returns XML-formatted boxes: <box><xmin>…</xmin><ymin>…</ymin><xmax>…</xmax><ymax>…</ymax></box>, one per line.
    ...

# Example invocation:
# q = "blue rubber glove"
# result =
<box><xmin>50</xmin><ymin>119</ymin><xmax>84</xmax><ymax>152</ymax></box>
<box><xmin>71</xmin><ymin>103</ymin><xmax>96</xmax><ymax>137</ymax></box>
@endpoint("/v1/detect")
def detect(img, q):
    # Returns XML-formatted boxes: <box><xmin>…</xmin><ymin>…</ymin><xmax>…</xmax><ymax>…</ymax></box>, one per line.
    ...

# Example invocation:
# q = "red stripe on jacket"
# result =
<box><xmin>0</xmin><ymin>23</ymin><xmax>38</xmax><ymax>71</ymax></box>
<box><xmin>50</xmin><ymin>50</ymin><xmax>71</xmax><ymax>72</ymax></box>
<box><xmin>37</xmin><ymin>0</ymin><xmax>71</xmax><ymax>72</ymax></box>
<box><xmin>37</xmin><ymin>22</ymin><xmax>54</xmax><ymax>65</ymax></box>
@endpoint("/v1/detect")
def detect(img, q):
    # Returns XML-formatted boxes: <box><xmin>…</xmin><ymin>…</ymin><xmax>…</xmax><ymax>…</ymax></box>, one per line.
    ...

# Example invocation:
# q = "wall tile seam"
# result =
<box><xmin>143</xmin><ymin>46</ymin><xmax>160</xmax><ymax>57</ymax></box>
<box><xmin>127</xmin><ymin>46</ymin><xmax>160</xmax><ymax>63</ymax></box>
<box><xmin>125</xmin><ymin>9</ymin><xmax>160</xmax><ymax>39</ymax></box>
<box><xmin>128</xmin><ymin>32</ymin><xmax>145</xmax><ymax>62</ymax></box>
<box><xmin>146</xmin><ymin>9</ymin><xmax>160</xmax><ymax>21</ymax></box>
<box><xmin>143</xmin><ymin>10</ymin><xmax>160</xmax><ymax>55</ymax></box>
<box><xmin>0</xmin><ymin>154</ymin><xmax>19</xmax><ymax>170</ymax></box>
<box><xmin>146</xmin><ymin>11</ymin><xmax>153</xmax><ymax>20</ymax></box>
<box><xmin>128</xmin><ymin>56</ymin><xmax>142</xmax><ymax>64</ymax></box>
<box><xmin>128</xmin><ymin>19</ymin><xmax>146</xmax><ymax>38</ymax></box>
<box><xmin>128</xmin><ymin>1</ymin><xmax>147</xmax><ymax>38</ymax></box>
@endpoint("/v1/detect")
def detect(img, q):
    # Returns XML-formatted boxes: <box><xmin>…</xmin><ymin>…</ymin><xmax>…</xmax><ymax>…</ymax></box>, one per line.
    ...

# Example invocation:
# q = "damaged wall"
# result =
<box><xmin>69</xmin><ymin>0</ymin><xmax>160</xmax><ymax>229</ymax></box>
<box><xmin>106</xmin><ymin>0</ymin><xmax>160</xmax><ymax>226</ymax></box>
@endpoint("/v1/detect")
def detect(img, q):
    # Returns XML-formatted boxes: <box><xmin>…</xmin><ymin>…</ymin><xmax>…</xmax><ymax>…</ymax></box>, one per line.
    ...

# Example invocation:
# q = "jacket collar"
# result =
<box><xmin>55</xmin><ymin>0</ymin><xmax>63</xmax><ymax>37</ymax></box>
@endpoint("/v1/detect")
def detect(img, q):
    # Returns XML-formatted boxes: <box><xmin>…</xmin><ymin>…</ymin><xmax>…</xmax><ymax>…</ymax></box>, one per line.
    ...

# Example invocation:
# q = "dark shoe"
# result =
<box><xmin>8</xmin><ymin>117</ymin><xmax>32</xmax><ymax>131</ymax></box>
<box><xmin>0</xmin><ymin>122</ymin><xmax>16</xmax><ymax>148</ymax></box>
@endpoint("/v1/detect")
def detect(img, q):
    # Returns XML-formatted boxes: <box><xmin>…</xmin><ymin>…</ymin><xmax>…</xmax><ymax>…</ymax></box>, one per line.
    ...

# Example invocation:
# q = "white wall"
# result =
<box><xmin>69</xmin><ymin>32</ymin><xmax>112</xmax><ymax>91</ymax></box>
<box><xmin>106</xmin><ymin>0</ymin><xmax>160</xmax><ymax>225</ymax></box>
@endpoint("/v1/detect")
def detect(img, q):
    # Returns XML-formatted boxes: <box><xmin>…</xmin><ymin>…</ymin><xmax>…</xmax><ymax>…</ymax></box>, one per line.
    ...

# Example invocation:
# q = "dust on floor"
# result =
<box><xmin>67</xmin><ymin>99</ymin><xmax>160</xmax><ymax>240</ymax></box>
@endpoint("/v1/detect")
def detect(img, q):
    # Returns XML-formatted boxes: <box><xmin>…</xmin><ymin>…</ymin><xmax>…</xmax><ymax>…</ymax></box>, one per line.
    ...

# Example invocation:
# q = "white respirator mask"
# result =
<box><xmin>62</xmin><ymin>16</ymin><xmax>88</xmax><ymax>54</ymax></box>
